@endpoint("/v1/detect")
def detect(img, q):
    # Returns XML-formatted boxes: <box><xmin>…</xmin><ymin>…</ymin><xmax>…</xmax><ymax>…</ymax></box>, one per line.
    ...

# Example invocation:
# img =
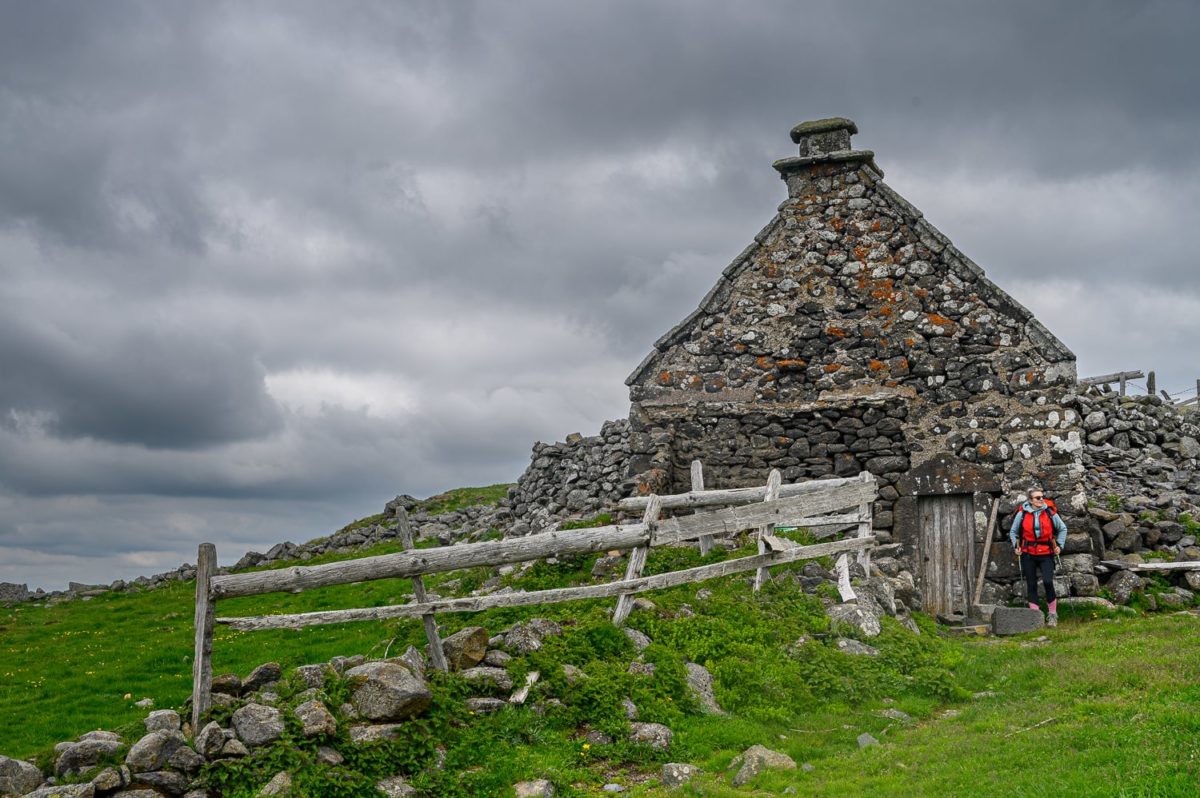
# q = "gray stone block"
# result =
<box><xmin>991</xmin><ymin>607</ymin><xmax>1044</xmax><ymax>636</ymax></box>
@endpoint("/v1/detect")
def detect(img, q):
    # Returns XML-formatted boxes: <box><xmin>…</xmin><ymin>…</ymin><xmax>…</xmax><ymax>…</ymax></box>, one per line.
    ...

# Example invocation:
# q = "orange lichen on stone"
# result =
<box><xmin>755</xmin><ymin>356</ymin><xmax>775</xmax><ymax>370</ymax></box>
<box><xmin>824</xmin><ymin>363</ymin><xmax>842</xmax><ymax>373</ymax></box>
<box><xmin>831</xmin><ymin>216</ymin><xmax>845</xmax><ymax>232</ymax></box>
<box><xmin>915</xmin><ymin>288</ymin><xmax>929</xmax><ymax>298</ymax></box>
<box><xmin>777</xmin><ymin>358</ymin><xmax>807</xmax><ymax>369</ymax></box>
<box><xmin>765</xmin><ymin>263</ymin><xmax>779</xmax><ymax>278</ymax></box>
<box><xmin>871</xmin><ymin>220</ymin><xmax>881</xmax><ymax>232</ymax></box>
<box><xmin>853</xmin><ymin>245</ymin><xmax>871</xmax><ymax>261</ymax></box>
<box><xmin>927</xmin><ymin>313</ymin><xmax>954</xmax><ymax>327</ymax></box>
<box><xmin>658</xmin><ymin>371</ymin><xmax>673</xmax><ymax>385</ymax></box>
<box><xmin>825</xmin><ymin>325</ymin><xmax>847</xmax><ymax>338</ymax></box>
<box><xmin>733</xmin><ymin>343</ymin><xmax>747</xmax><ymax>353</ymax></box>
<box><xmin>978</xmin><ymin>444</ymin><xmax>992</xmax><ymax>456</ymax></box>
<box><xmin>869</xmin><ymin>359</ymin><xmax>887</xmax><ymax>371</ymax></box>
<box><xmin>878</xmin><ymin>305</ymin><xmax>894</xmax><ymax>316</ymax></box>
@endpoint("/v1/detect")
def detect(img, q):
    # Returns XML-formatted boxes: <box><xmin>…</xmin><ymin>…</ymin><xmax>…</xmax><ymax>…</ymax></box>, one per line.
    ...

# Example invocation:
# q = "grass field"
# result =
<box><xmin>2</xmin><ymin>524</ymin><xmax>1199</xmax><ymax>796</ymax></box>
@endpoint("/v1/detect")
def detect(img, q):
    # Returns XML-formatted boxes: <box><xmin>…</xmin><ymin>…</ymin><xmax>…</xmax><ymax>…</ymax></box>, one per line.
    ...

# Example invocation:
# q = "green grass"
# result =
<box><xmin>419</xmin><ymin>484</ymin><xmax>513</xmax><ymax>516</ymax></box>
<box><xmin>3</xmin><ymin>535</ymin><xmax>1200</xmax><ymax>797</ymax></box>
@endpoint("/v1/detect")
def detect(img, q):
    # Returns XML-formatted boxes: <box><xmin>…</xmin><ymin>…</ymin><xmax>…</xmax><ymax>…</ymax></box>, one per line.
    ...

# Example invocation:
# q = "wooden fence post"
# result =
<box><xmin>613</xmin><ymin>495</ymin><xmax>660</xmax><ymax>626</ymax></box>
<box><xmin>855</xmin><ymin>471</ymin><xmax>874</xmax><ymax>573</ymax></box>
<box><xmin>191</xmin><ymin>543</ymin><xmax>216</xmax><ymax>733</ymax></box>
<box><xmin>972</xmin><ymin>498</ymin><xmax>1000</xmax><ymax>611</ymax></box>
<box><xmin>835</xmin><ymin>553</ymin><xmax>857</xmax><ymax>601</ymax></box>
<box><xmin>754</xmin><ymin>470</ymin><xmax>782</xmax><ymax>591</ymax></box>
<box><xmin>398</xmin><ymin>509</ymin><xmax>448</xmax><ymax>672</ymax></box>
<box><xmin>1147</xmin><ymin>371</ymin><xmax>1156</xmax><ymax>396</ymax></box>
<box><xmin>692</xmin><ymin>460</ymin><xmax>715</xmax><ymax>556</ymax></box>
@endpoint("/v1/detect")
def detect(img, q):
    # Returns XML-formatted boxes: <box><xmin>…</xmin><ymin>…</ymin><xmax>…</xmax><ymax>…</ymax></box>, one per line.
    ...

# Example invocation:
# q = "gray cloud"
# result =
<box><xmin>1</xmin><ymin>0</ymin><xmax>1199</xmax><ymax>589</ymax></box>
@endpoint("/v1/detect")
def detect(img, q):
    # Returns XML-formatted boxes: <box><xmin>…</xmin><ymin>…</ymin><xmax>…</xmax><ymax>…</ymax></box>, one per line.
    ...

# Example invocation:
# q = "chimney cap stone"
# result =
<box><xmin>789</xmin><ymin>117</ymin><xmax>858</xmax><ymax>143</ymax></box>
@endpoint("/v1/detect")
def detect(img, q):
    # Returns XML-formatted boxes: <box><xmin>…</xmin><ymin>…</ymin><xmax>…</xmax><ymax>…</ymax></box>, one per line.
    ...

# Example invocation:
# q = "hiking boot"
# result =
<box><xmin>1047</xmin><ymin>612</ymin><xmax>1058</xmax><ymax>628</ymax></box>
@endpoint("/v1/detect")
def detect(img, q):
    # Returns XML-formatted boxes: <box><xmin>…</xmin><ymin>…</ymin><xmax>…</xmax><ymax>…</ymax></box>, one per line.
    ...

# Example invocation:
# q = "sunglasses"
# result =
<box><xmin>1031</xmin><ymin>495</ymin><xmax>1045</xmax><ymax>501</ymax></box>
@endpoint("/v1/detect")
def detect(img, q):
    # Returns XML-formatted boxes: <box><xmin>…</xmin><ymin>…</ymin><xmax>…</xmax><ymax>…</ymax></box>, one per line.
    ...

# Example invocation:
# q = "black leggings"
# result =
<box><xmin>1022</xmin><ymin>553</ymin><xmax>1056</xmax><ymax>604</ymax></box>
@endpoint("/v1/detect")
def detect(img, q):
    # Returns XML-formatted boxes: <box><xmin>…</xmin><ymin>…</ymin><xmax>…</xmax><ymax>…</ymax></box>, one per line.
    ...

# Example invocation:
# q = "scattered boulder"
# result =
<box><xmin>1106</xmin><ymin>570</ymin><xmax>1144</xmax><ymax>605</ymax></box>
<box><xmin>55</xmin><ymin>733</ymin><xmax>123</xmax><ymax>778</ymax></box>
<box><xmin>661</xmin><ymin>762</ymin><xmax>700</xmax><ymax>788</ymax></box>
<box><xmin>992</xmin><ymin>607</ymin><xmax>1044</xmax><ymax>636</ymax></box>
<box><xmin>460</xmin><ymin>666</ymin><xmax>514</xmax><ymax>693</ymax></box>
<box><xmin>0</xmin><ymin>754</ymin><xmax>44</xmax><ymax>795</ymax></box>
<box><xmin>295</xmin><ymin>700</ymin><xmax>337</xmax><ymax>737</ymax></box>
<box><xmin>258</xmin><ymin>771</ymin><xmax>292</xmax><ymax>796</ymax></box>
<box><xmin>441</xmin><ymin>627</ymin><xmax>489</xmax><ymax>671</ymax></box>
<box><xmin>628</xmin><ymin>722</ymin><xmax>672</xmax><ymax>751</ymax></box>
<box><xmin>210</xmin><ymin>673</ymin><xmax>242</xmax><ymax>696</ymax></box>
<box><xmin>836</xmin><ymin>638</ymin><xmax>880</xmax><ymax>656</ymax></box>
<box><xmin>22</xmin><ymin>784</ymin><xmax>96</xmax><ymax>798</ymax></box>
<box><xmin>231</xmin><ymin>703</ymin><xmax>285</xmax><ymax>747</ymax></box>
<box><xmin>513</xmin><ymin>779</ymin><xmax>555</xmax><ymax>797</ymax></box>
<box><xmin>857</xmin><ymin>732</ymin><xmax>880</xmax><ymax>748</ymax></box>
<box><xmin>194</xmin><ymin>722</ymin><xmax>227</xmax><ymax>759</ymax></box>
<box><xmin>143</xmin><ymin>710</ymin><xmax>181</xmax><ymax>733</ymax></box>
<box><xmin>348</xmin><ymin>724</ymin><xmax>403</xmax><ymax>744</ymax></box>
<box><xmin>242</xmin><ymin>662</ymin><xmax>282</xmax><ymax>694</ymax></box>
<box><xmin>346</xmin><ymin>661</ymin><xmax>433</xmax><ymax>722</ymax></box>
<box><xmin>732</xmin><ymin>744</ymin><xmax>796</xmax><ymax>787</ymax></box>
<box><xmin>125</xmin><ymin>729</ymin><xmax>187</xmax><ymax>773</ymax></box>
<box><xmin>377</xmin><ymin>775</ymin><xmax>418</xmax><ymax>797</ymax></box>
<box><xmin>826</xmin><ymin>603</ymin><xmax>882</xmax><ymax>637</ymax></box>
<box><xmin>623</xmin><ymin>628</ymin><xmax>652</xmax><ymax>652</ymax></box>
<box><xmin>684</xmin><ymin>662</ymin><xmax>724</xmax><ymax>714</ymax></box>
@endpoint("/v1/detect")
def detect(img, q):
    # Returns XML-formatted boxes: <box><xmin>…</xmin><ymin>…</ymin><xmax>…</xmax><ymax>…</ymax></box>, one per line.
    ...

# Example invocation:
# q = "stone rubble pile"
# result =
<box><xmin>0</xmin><ymin>608</ymin><xmax>738</xmax><ymax>798</ymax></box>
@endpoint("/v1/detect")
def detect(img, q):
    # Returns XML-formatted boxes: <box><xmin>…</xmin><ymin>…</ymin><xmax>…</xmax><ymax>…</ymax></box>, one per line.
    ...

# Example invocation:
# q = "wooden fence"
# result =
<box><xmin>191</xmin><ymin>466</ymin><xmax>877</xmax><ymax>730</ymax></box>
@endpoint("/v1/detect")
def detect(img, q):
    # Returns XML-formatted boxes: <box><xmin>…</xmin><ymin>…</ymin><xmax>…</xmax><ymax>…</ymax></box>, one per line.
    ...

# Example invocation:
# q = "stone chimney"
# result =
<box><xmin>773</xmin><ymin>117</ymin><xmax>879</xmax><ymax>193</ymax></box>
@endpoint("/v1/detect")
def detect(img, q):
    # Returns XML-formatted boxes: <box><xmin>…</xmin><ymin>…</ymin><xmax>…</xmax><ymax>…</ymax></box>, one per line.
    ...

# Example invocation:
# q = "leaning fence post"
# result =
<box><xmin>754</xmin><ymin>470</ymin><xmax>782</xmax><ymax>591</ymax></box>
<box><xmin>692</xmin><ymin>460</ymin><xmax>715</xmax><ymax>556</ymax></box>
<box><xmin>613</xmin><ymin>494</ymin><xmax>660</xmax><ymax>626</ymax></box>
<box><xmin>855</xmin><ymin>471</ymin><xmax>874</xmax><ymax>573</ymax></box>
<box><xmin>191</xmin><ymin>543</ymin><xmax>216</xmax><ymax>733</ymax></box>
<box><xmin>398</xmin><ymin>509</ymin><xmax>448</xmax><ymax>672</ymax></box>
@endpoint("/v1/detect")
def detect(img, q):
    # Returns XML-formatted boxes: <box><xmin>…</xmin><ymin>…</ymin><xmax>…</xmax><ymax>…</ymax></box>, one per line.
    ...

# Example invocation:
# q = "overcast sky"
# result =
<box><xmin>2</xmin><ymin>1</ymin><xmax>1198</xmax><ymax>590</ymax></box>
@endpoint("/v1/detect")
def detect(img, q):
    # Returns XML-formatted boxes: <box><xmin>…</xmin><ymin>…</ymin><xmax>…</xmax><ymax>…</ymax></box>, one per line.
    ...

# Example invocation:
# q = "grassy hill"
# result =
<box><xmin>2</xmin><ymin>502</ymin><xmax>1200</xmax><ymax>796</ymax></box>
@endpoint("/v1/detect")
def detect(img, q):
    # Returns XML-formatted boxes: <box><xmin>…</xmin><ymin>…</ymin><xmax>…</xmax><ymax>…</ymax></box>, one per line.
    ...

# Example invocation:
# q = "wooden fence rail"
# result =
<box><xmin>191</xmin><ymin>468</ymin><xmax>877</xmax><ymax>730</ymax></box>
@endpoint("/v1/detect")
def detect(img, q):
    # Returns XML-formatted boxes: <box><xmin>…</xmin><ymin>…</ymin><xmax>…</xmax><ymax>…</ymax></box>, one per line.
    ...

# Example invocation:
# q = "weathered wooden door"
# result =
<box><xmin>918</xmin><ymin>494</ymin><xmax>974</xmax><ymax>616</ymax></box>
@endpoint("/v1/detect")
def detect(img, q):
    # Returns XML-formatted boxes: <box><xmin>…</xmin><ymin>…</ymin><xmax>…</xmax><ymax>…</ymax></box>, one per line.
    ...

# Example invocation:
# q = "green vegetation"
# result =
<box><xmin>3</xmin><ymin>525</ymin><xmax>1200</xmax><ymax>795</ymax></box>
<box><xmin>420</xmin><ymin>484</ymin><xmax>513</xmax><ymax>516</ymax></box>
<box><xmin>1106</xmin><ymin>494</ymin><xmax>1122</xmax><ymax>513</ymax></box>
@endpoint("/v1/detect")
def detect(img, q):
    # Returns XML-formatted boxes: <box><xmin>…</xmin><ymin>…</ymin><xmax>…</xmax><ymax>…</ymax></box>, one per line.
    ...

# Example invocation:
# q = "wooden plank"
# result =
<box><xmin>1099</xmin><ymin>560</ymin><xmax>1200</xmax><ymax>572</ymax></box>
<box><xmin>613</xmin><ymin>496</ymin><xmax>660</xmax><ymax>626</ymax></box>
<box><xmin>692</xmin><ymin>460</ymin><xmax>715</xmax><ymax>555</ymax></box>
<box><xmin>854</xmin><ymin>471</ymin><xmax>874</xmax><ymax>572</ymax></box>
<box><xmin>1079</xmin><ymin>370</ymin><xmax>1144</xmax><ymax>386</ymax></box>
<box><xmin>762</xmin><ymin>535</ymin><xmax>795</xmax><ymax>552</ymax></box>
<box><xmin>836</xmin><ymin>553</ymin><xmax>856</xmax><ymax>601</ymax></box>
<box><xmin>755</xmin><ymin>470</ymin><xmax>782</xmax><ymax>591</ymax></box>
<box><xmin>216</xmin><ymin>536</ymin><xmax>878</xmax><ymax>631</ymax></box>
<box><xmin>212</xmin><ymin>522</ymin><xmax>651</xmax><ymax>598</ymax></box>
<box><xmin>972</xmin><ymin>498</ymin><xmax>1000</xmax><ymax>609</ymax></box>
<box><xmin>191</xmin><ymin>543</ymin><xmax>216</xmax><ymax>732</ymax></box>
<box><xmin>619</xmin><ymin>474</ymin><xmax>874</xmax><ymax>511</ymax></box>
<box><xmin>398</xmin><ymin>509</ymin><xmax>447</xmax><ymax>672</ymax></box>
<box><xmin>651</xmin><ymin>481</ymin><xmax>877</xmax><ymax>546</ymax></box>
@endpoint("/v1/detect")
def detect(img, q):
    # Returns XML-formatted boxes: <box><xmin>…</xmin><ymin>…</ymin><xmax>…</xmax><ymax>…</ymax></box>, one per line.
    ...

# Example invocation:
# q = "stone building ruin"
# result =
<box><xmin>506</xmin><ymin>118</ymin><xmax>1200</xmax><ymax>617</ymax></box>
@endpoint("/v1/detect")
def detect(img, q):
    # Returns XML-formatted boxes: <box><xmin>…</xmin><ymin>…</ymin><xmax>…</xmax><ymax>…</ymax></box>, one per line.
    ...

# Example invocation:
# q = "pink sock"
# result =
<box><xmin>1049</xmin><ymin>600</ymin><xmax>1057</xmax><ymax>614</ymax></box>
<box><xmin>1028</xmin><ymin>602</ymin><xmax>1039</xmax><ymax>610</ymax></box>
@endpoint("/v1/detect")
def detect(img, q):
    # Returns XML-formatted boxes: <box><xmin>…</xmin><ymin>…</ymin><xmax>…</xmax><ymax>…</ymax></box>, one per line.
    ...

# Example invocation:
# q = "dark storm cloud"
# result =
<box><xmin>1</xmin><ymin>0</ymin><xmax>1198</xmax><ymax>589</ymax></box>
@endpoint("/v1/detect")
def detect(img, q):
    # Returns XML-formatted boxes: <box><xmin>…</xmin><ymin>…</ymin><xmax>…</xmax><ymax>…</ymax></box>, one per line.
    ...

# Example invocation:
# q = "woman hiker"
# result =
<box><xmin>1009</xmin><ymin>488</ymin><xmax>1068</xmax><ymax>626</ymax></box>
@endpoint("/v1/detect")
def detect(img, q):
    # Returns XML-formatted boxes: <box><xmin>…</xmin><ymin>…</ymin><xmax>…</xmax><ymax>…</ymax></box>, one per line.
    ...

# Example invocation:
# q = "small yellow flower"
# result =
<box><xmin>582</xmin><ymin>743</ymin><xmax>590</xmax><ymax>750</ymax></box>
